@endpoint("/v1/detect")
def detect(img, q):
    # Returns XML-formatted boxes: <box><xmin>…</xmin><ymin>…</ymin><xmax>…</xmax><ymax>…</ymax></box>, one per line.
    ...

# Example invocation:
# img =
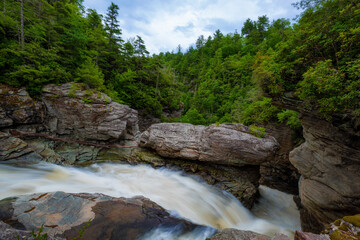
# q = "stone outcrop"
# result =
<box><xmin>0</xmin><ymin>131</ymin><xmax>44</xmax><ymax>163</ymax></box>
<box><xmin>0</xmin><ymin>191</ymin><xmax>201</xmax><ymax>240</ymax></box>
<box><xmin>294</xmin><ymin>231</ymin><xmax>330</xmax><ymax>240</ymax></box>
<box><xmin>323</xmin><ymin>214</ymin><xmax>360</xmax><ymax>240</ymax></box>
<box><xmin>0</xmin><ymin>84</ymin><xmax>44</xmax><ymax>128</ymax></box>
<box><xmin>209</xmin><ymin>228</ymin><xmax>291</xmax><ymax>240</ymax></box>
<box><xmin>139</xmin><ymin>123</ymin><xmax>279</xmax><ymax>166</ymax></box>
<box><xmin>42</xmin><ymin>83</ymin><xmax>138</xmax><ymax>141</ymax></box>
<box><xmin>0</xmin><ymin>83</ymin><xmax>285</xmax><ymax>210</ymax></box>
<box><xmin>260</xmin><ymin>123</ymin><xmax>301</xmax><ymax>195</ymax></box>
<box><xmin>289</xmin><ymin>114</ymin><xmax>360</xmax><ymax>232</ymax></box>
<box><xmin>97</xmin><ymin>147</ymin><xmax>261</xmax><ymax>209</ymax></box>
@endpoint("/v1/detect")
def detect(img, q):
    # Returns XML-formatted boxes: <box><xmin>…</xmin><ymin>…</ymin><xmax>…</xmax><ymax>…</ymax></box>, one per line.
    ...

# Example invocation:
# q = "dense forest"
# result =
<box><xmin>160</xmin><ymin>0</ymin><xmax>360</xmax><ymax>129</ymax></box>
<box><xmin>0</xmin><ymin>0</ymin><xmax>181</xmax><ymax>116</ymax></box>
<box><xmin>1</xmin><ymin>0</ymin><xmax>359</xmax><ymax>131</ymax></box>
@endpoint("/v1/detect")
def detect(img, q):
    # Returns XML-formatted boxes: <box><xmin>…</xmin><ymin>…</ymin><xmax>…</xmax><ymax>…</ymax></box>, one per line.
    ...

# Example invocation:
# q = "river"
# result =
<box><xmin>0</xmin><ymin>162</ymin><xmax>300</xmax><ymax>239</ymax></box>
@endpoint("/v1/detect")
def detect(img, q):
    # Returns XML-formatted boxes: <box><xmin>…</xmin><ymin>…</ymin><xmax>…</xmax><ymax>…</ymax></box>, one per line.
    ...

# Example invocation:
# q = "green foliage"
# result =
<box><xmin>71</xmin><ymin>219</ymin><xmax>92</xmax><ymax>240</ymax></box>
<box><xmin>240</xmin><ymin>98</ymin><xmax>280</xmax><ymax>125</ymax></box>
<box><xmin>277</xmin><ymin>110</ymin><xmax>302</xmax><ymax>130</ymax></box>
<box><xmin>81</xmin><ymin>97</ymin><xmax>92</xmax><ymax>104</ymax></box>
<box><xmin>181</xmin><ymin>108</ymin><xmax>207</xmax><ymax>125</ymax></box>
<box><xmin>19</xmin><ymin>225</ymin><xmax>47</xmax><ymax>240</ymax></box>
<box><xmin>0</xmin><ymin>0</ymin><xmax>180</xmax><ymax>116</ymax></box>
<box><xmin>75</xmin><ymin>58</ymin><xmax>104</xmax><ymax>88</ymax></box>
<box><xmin>248</xmin><ymin>125</ymin><xmax>266</xmax><ymax>138</ymax></box>
<box><xmin>250</xmin><ymin>0</ymin><xmax>360</xmax><ymax>121</ymax></box>
<box><xmin>297</xmin><ymin>60</ymin><xmax>346</xmax><ymax>116</ymax></box>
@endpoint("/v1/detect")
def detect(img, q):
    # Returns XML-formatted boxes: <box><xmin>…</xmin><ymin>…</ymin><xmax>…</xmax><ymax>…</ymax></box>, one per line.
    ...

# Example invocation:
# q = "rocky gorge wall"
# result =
<box><xmin>0</xmin><ymin>83</ymin><xmax>283</xmax><ymax>209</ymax></box>
<box><xmin>289</xmin><ymin>113</ymin><xmax>360</xmax><ymax>233</ymax></box>
<box><xmin>1</xmin><ymin>82</ymin><xmax>359</xmax><ymax>238</ymax></box>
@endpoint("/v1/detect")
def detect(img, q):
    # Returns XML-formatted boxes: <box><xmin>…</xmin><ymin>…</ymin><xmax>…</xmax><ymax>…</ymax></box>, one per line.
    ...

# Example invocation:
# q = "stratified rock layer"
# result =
<box><xmin>42</xmin><ymin>83</ymin><xmax>138</xmax><ymax>141</ymax></box>
<box><xmin>289</xmin><ymin>114</ymin><xmax>360</xmax><ymax>232</ymax></box>
<box><xmin>0</xmin><ymin>191</ymin><xmax>199</xmax><ymax>240</ymax></box>
<box><xmin>139</xmin><ymin>123</ymin><xmax>279</xmax><ymax>166</ymax></box>
<box><xmin>0</xmin><ymin>131</ymin><xmax>43</xmax><ymax>163</ymax></box>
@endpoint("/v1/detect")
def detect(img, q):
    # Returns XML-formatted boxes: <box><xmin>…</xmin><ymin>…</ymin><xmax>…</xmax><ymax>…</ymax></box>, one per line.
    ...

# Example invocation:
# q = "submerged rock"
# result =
<box><xmin>139</xmin><ymin>123</ymin><xmax>279</xmax><ymax>166</ymax></box>
<box><xmin>0</xmin><ymin>191</ymin><xmax>200</xmax><ymax>240</ymax></box>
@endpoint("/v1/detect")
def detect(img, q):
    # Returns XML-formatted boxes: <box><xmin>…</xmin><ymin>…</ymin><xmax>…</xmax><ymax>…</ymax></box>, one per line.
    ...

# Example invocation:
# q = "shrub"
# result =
<box><xmin>277</xmin><ymin>110</ymin><xmax>302</xmax><ymax>130</ymax></box>
<box><xmin>248</xmin><ymin>125</ymin><xmax>266</xmax><ymax>138</ymax></box>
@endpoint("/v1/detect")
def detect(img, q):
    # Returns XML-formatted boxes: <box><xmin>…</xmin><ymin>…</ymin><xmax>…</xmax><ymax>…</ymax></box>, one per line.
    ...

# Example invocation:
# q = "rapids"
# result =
<box><xmin>0</xmin><ymin>162</ymin><xmax>300</xmax><ymax>239</ymax></box>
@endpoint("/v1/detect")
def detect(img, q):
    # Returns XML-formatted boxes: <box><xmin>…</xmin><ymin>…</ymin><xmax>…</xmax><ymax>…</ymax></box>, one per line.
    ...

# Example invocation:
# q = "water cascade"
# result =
<box><xmin>0</xmin><ymin>162</ymin><xmax>300</xmax><ymax>239</ymax></box>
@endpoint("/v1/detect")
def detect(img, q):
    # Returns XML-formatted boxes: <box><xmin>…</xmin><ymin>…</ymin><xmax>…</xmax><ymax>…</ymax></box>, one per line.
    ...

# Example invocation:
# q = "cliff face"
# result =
<box><xmin>289</xmin><ymin>113</ymin><xmax>360</xmax><ymax>232</ymax></box>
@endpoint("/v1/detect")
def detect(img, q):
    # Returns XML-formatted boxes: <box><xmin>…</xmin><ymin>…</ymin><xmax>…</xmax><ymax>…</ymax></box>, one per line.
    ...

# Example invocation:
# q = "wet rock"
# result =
<box><xmin>0</xmin><ymin>131</ymin><xmax>43</xmax><ymax>163</ymax></box>
<box><xmin>323</xmin><ymin>214</ymin><xmax>360</xmax><ymax>240</ymax></box>
<box><xmin>42</xmin><ymin>83</ymin><xmax>139</xmax><ymax>141</ymax></box>
<box><xmin>0</xmin><ymin>84</ymin><xmax>44</xmax><ymax>128</ymax></box>
<box><xmin>289</xmin><ymin>114</ymin><xmax>360</xmax><ymax>232</ymax></box>
<box><xmin>0</xmin><ymin>221</ymin><xmax>33</xmax><ymax>240</ymax></box>
<box><xmin>97</xmin><ymin>147</ymin><xmax>260</xmax><ymax>209</ymax></box>
<box><xmin>0</xmin><ymin>191</ymin><xmax>199</xmax><ymax>240</ymax></box>
<box><xmin>26</xmin><ymin>139</ymin><xmax>64</xmax><ymax>164</ymax></box>
<box><xmin>294</xmin><ymin>231</ymin><xmax>330</xmax><ymax>240</ymax></box>
<box><xmin>259</xmin><ymin>123</ymin><xmax>301</xmax><ymax>195</ymax></box>
<box><xmin>139</xmin><ymin>123</ymin><xmax>279</xmax><ymax>167</ymax></box>
<box><xmin>209</xmin><ymin>228</ymin><xmax>271</xmax><ymax>240</ymax></box>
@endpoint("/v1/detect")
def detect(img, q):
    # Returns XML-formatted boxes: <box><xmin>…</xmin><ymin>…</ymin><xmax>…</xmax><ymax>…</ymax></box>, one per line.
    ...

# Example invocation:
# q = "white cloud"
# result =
<box><xmin>83</xmin><ymin>0</ymin><xmax>301</xmax><ymax>54</ymax></box>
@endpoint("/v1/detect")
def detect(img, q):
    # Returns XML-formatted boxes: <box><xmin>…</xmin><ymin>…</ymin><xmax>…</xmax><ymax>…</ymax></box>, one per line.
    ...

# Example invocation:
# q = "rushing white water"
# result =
<box><xmin>0</xmin><ymin>162</ymin><xmax>300</xmax><ymax>238</ymax></box>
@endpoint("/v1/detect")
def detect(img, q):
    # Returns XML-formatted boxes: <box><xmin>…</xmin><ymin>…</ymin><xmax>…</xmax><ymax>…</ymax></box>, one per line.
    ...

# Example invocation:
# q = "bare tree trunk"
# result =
<box><xmin>20</xmin><ymin>0</ymin><xmax>24</xmax><ymax>50</ymax></box>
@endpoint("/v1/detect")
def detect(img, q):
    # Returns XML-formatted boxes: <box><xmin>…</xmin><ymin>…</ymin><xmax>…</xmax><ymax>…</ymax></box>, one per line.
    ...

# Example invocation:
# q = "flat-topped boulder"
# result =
<box><xmin>0</xmin><ymin>191</ymin><xmax>202</xmax><ymax>240</ymax></box>
<box><xmin>139</xmin><ymin>123</ymin><xmax>279</xmax><ymax>166</ymax></box>
<box><xmin>42</xmin><ymin>83</ymin><xmax>139</xmax><ymax>141</ymax></box>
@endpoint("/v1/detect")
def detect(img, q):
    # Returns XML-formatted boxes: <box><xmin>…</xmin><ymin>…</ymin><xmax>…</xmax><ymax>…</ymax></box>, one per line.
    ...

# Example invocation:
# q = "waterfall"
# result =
<box><xmin>0</xmin><ymin>162</ymin><xmax>300</xmax><ymax>238</ymax></box>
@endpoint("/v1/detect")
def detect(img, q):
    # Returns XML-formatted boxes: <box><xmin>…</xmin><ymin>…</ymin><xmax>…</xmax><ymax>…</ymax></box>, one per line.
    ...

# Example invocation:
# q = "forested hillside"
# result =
<box><xmin>160</xmin><ymin>0</ymin><xmax>359</xmax><ymax>130</ymax></box>
<box><xmin>1</xmin><ymin>0</ymin><xmax>359</xmax><ymax>131</ymax></box>
<box><xmin>0</xmin><ymin>0</ymin><xmax>181</xmax><ymax>116</ymax></box>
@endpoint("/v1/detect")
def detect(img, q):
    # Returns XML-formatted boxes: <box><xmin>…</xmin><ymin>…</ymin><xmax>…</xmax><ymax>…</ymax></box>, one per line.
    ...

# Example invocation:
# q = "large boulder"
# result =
<box><xmin>0</xmin><ymin>84</ymin><xmax>44</xmax><ymax>128</ymax></box>
<box><xmin>0</xmin><ymin>191</ymin><xmax>201</xmax><ymax>240</ymax></box>
<box><xmin>289</xmin><ymin>114</ymin><xmax>360</xmax><ymax>232</ymax></box>
<box><xmin>139</xmin><ymin>123</ymin><xmax>279</xmax><ymax>167</ymax></box>
<box><xmin>209</xmin><ymin>228</ymin><xmax>291</xmax><ymax>240</ymax></box>
<box><xmin>42</xmin><ymin>83</ymin><xmax>139</xmax><ymax>141</ymax></box>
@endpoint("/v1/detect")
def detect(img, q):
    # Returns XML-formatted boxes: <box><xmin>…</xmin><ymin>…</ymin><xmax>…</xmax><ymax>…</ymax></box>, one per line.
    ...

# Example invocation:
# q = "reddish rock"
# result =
<box><xmin>294</xmin><ymin>231</ymin><xmax>330</xmax><ymax>240</ymax></box>
<box><xmin>0</xmin><ymin>191</ymin><xmax>200</xmax><ymax>240</ymax></box>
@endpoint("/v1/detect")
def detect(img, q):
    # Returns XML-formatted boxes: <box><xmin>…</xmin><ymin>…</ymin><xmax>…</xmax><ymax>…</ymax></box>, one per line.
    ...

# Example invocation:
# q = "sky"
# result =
<box><xmin>83</xmin><ymin>0</ymin><xmax>302</xmax><ymax>54</ymax></box>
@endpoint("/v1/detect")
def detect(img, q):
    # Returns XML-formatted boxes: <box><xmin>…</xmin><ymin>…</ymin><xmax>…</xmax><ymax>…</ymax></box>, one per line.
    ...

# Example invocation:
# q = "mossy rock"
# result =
<box><xmin>343</xmin><ymin>214</ymin><xmax>360</xmax><ymax>227</ymax></box>
<box><xmin>329</xmin><ymin>230</ymin><xmax>358</xmax><ymax>240</ymax></box>
<box><xmin>135</xmin><ymin>150</ymin><xmax>165</xmax><ymax>167</ymax></box>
